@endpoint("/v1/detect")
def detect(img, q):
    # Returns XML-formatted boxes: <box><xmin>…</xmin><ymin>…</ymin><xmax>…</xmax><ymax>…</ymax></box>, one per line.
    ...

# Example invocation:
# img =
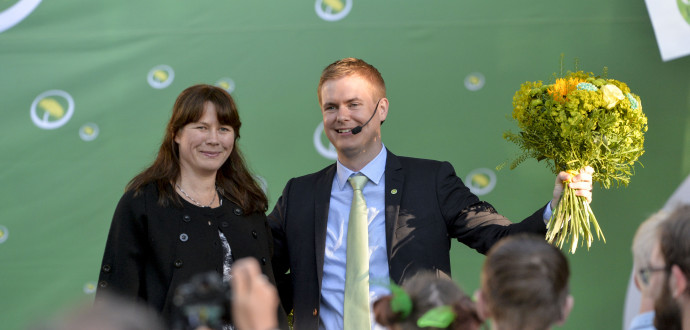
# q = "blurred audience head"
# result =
<box><xmin>654</xmin><ymin>204</ymin><xmax>690</xmax><ymax>330</ymax></box>
<box><xmin>30</xmin><ymin>293</ymin><xmax>164</xmax><ymax>330</ymax></box>
<box><xmin>373</xmin><ymin>272</ymin><xmax>481</xmax><ymax>330</ymax></box>
<box><xmin>478</xmin><ymin>234</ymin><xmax>573</xmax><ymax>330</ymax></box>
<box><xmin>631</xmin><ymin>210</ymin><xmax>668</xmax><ymax>314</ymax></box>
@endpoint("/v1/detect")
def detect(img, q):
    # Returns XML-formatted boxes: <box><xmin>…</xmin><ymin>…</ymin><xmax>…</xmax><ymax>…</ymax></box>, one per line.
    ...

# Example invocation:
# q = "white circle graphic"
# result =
<box><xmin>215</xmin><ymin>78</ymin><xmax>236</xmax><ymax>94</ymax></box>
<box><xmin>464</xmin><ymin>72</ymin><xmax>486</xmax><ymax>91</ymax></box>
<box><xmin>0</xmin><ymin>0</ymin><xmax>42</xmax><ymax>34</ymax></box>
<box><xmin>147</xmin><ymin>65</ymin><xmax>175</xmax><ymax>89</ymax></box>
<box><xmin>79</xmin><ymin>123</ymin><xmax>99</xmax><ymax>141</ymax></box>
<box><xmin>313</xmin><ymin>122</ymin><xmax>338</xmax><ymax>160</ymax></box>
<box><xmin>83</xmin><ymin>282</ymin><xmax>97</xmax><ymax>294</ymax></box>
<box><xmin>465</xmin><ymin>168</ymin><xmax>497</xmax><ymax>196</ymax></box>
<box><xmin>0</xmin><ymin>225</ymin><xmax>8</xmax><ymax>244</ymax></box>
<box><xmin>315</xmin><ymin>0</ymin><xmax>353</xmax><ymax>22</ymax></box>
<box><xmin>30</xmin><ymin>90</ymin><xmax>75</xmax><ymax>130</ymax></box>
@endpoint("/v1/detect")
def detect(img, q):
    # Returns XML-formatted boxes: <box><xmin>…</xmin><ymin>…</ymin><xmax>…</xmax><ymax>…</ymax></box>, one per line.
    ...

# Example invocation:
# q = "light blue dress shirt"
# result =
<box><xmin>319</xmin><ymin>146</ymin><xmax>390</xmax><ymax>330</ymax></box>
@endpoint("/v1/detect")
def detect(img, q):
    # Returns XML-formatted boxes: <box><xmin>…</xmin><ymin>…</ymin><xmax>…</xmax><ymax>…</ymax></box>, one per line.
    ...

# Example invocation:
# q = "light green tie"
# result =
<box><xmin>344</xmin><ymin>174</ymin><xmax>371</xmax><ymax>329</ymax></box>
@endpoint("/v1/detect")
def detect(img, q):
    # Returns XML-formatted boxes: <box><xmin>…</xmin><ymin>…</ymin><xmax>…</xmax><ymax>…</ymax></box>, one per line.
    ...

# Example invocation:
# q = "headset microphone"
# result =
<box><xmin>351</xmin><ymin>98</ymin><xmax>382</xmax><ymax>135</ymax></box>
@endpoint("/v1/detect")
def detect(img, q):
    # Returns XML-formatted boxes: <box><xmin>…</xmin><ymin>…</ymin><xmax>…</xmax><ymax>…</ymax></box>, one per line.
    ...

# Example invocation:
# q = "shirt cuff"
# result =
<box><xmin>542</xmin><ymin>201</ymin><xmax>553</xmax><ymax>225</ymax></box>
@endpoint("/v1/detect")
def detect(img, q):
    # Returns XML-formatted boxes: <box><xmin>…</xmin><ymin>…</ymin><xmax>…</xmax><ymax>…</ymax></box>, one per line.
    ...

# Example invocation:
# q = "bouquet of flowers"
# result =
<box><xmin>503</xmin><ymin>64</ymin><xmax>648</xmax><ymax>253</ymax></box>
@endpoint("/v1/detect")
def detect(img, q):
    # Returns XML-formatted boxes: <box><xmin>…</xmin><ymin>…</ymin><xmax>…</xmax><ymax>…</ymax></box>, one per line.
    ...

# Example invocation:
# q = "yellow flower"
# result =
<box><xmin>602</xmin><ymin>84</ymin><xmax>625</xmax><ymax>109</ymax></box>
<box><xmin>547</xmin><ymin>78</ymin><xmax>584</xmax><ymax>103</ymax></box>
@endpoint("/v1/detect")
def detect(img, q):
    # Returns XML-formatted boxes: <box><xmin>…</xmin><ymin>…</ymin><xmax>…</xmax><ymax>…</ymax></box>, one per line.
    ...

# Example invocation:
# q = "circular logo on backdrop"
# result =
<box><xmin>313</xmin><ymin>122</ymin><xmax>338</xmax><ymax>160</ymax></box>
<box><xmin>83</xmin><ymin>282</ymin><xmax>97</xmax><ymax>294</ymax></box>
<box><xmin>315</xmin><ymin>0</ymin><xmax>352</xmax><ymax>21</ymax></box>
<box><xmin>79</xmin><ymin>123</ymin><xmax>99</xmax><ymax>141</ymax></box>
<box><xmin>679</xmin><ymin>0</ymin><xmax>690</xmax><ymax>25</ymax></box>
<box><xmin>464</xmin><ymin>72</ymin><xmax>485</xmax><ymax>91</ymax></box>
<box><xmin>147</xmin><ymin>65</ymin><xmax>175</xmax><ymax>89</ymax></box>
<box><xmin>465</xmin><ymin>168</ymin><xmax>497</xmax><ymax>196</ymax></box>
<box><xmin>0</xmin><ymin>225</ymin><xmax>8</xmax><ymax>244</ymax></box>
<box><xmin>215</xmin><ymin>78</ymin><xmax>236</xmax><ymax>94</ymax></box>
<box><xmin>30</xmin><ymin>90</ymin><xmax>75</xmax><ymax>130</ymax></box>
<box><xmin>0</xmin><ymin>0</ymin><xmax>42</xmax><ymax>34</ymax></box>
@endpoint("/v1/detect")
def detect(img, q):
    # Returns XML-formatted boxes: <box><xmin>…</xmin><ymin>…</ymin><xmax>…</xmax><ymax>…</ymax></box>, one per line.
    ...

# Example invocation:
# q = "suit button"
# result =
<box><xmin>233</xmin><ymin>208</ymin><xmax>242</xmax><ymax>215</ymax></box>
<box><xmin>183</xmin><ymin>215</ymin><xmax>191</xmax><ymax>222</ymax></box>
<box><xmin>174</xmin><ymin>259</ymin><xmax>183</xmax><ymax>268</ymax></box>
<box><xmin>313</xmin><ymin>308</ymin><xmax>318</xmax><ymax>316</ymax></box>
<box><xmin>102</xmin><ymin>264</ymin><xmax>111</xmax><ymax>273</ymax></box>
<box><xmin>252</xmin><ymin>230</ymin><xmax>258</xmax><ymax>238</ymax></box>
<box><xmin>221</xmin><ymin>222</ymin><xmax>229</xmax><ymax>228</ymax></box>
<box><xmin>179</xmin><ymin>233</ymin><xmax>189</xmax><ymax>242</ymax></box>
<box><xmin>98</xmin><ymin>280</ymin><xmax>108</xmax><ymax>288</ymax></box>
<box><xmin>261</xmin><ymin>257</ymin><xmax>267</xmax><ymax>265</ymax></box>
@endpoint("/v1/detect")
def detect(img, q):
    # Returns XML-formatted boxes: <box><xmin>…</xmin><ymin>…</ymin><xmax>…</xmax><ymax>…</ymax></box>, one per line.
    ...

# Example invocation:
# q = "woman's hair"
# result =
<box><xmin>481</xmin><ymin>234</ymin><xmax>570</xmax><ymax>330</ymax></box>
<box><xmin>126</xmin><ymin>84</ymin><xmax>267</xmax><ymax>214</ymax></box>
<box><xmin>374</xmin><ymin>272</ymin><xmax>481</xmax><ymax>330</ymax></box>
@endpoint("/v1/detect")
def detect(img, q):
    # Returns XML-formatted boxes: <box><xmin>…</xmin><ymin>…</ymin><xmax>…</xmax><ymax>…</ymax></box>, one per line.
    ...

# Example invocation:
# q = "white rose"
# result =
<box><xmin>601</xmin><ymin>84</ymin><xmax>625</xmax><ymax>109</ymax></box>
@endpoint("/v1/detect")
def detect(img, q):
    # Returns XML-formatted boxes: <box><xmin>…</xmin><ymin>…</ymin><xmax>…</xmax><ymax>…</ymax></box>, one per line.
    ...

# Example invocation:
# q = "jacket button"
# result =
<box><xmin>221</xmin><ymin>222</ymin><xmax>229</xmax><ymax>228</ymax></box>
<box><xmin>313</xmin><ymin>308</ymin><xmax>318</xmax><ymax>316</ymax></box>
<box><xmin>233</xmin><ymin>208</ymin><xmax>242</xmax><ymax>215</ymax></box>
<box><xmin>99</xmin><ymin>280</ymin><xmax>108</xmax><ymax>288</ymax></box>
<box><xmin>102</xmin><ymin>264</ymin><xmax>111</xmax><ymax>273</ymax></box>
<box><xmin>261</xmin><ymin>257</ymin><xmax>267</xmax><ymax>265</ymax></box>
<box><xmin>179</xmin><ymin>233</ymin><xmax>189</xmax><ymax>242</ymax></box>
<box><xmin>183</xmin><ymin>215</ymin><xmax>191</xmax><ymax>222</ymax></box>
<box><xmin>252</xmin><ymin>230</ymin><xmax>258</xmax><ymax>238</ymax></box>
<box><xmin>174</xmin><ymin>259</ymin><xmax>183</xmax><ymax>268</ymax></box>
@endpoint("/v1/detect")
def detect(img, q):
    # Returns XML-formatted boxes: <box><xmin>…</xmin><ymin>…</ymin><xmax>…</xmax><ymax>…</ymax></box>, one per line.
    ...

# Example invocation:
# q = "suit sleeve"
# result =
<box><xmin>95</xmin><ymin>191</ymin><xmax>148</xmax><ymax>301</ymax></box>
<box><xmin>267</xmin><ymin>179</ymin><xmax>294</xmax><ymax>313</ymax></box>
<box><xmin>437</xmin><ymin>161</ymin><xmax>547</xmax><ymax>254</ymax></box>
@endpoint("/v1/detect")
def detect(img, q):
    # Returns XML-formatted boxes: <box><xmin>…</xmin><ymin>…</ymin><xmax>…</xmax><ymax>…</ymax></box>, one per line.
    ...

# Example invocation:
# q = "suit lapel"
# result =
<box><xmin>315</xmin><ymin>165</ymin><xmax>336</xmax><ymax>289</ymax></box>
<box><xmin>384</xmin><ymin>151</ymin><xmax>404</xmax><ymax>264</ymax></box>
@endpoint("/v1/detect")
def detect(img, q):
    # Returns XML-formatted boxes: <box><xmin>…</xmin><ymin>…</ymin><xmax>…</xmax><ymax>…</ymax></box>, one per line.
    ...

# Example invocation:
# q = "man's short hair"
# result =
<box><xmin>658</xmin><ymin>204</ymin><xmax>690</xmax><ymax>284</ymax></box>
<box><xmin>317</xmin><ymin>57</ymin><xmax>386</xmax><ymax>105</ymax></box>
<box><xmin>481</xmin><ymin>234</ymin><xmax>570</xmax><ymax>330</ymax></box>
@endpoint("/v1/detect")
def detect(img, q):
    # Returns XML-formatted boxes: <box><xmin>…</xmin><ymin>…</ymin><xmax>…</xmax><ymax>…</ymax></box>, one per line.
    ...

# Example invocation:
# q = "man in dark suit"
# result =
<box><xmin>268</xmin><ymin>58</ymin><xmax>594</xmax><ymax>329</ymax></box>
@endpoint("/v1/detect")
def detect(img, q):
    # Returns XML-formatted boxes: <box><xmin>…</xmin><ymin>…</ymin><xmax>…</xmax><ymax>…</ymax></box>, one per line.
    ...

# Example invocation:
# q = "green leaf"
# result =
<box><xmin>389</xmin><ymin>283</ymin><xmax>412</xmax><ymax>318</ymax></box>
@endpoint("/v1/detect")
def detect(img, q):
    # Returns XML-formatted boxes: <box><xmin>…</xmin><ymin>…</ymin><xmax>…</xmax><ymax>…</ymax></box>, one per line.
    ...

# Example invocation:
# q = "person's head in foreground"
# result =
<box><xmin>653</xmin><ymin>204</ymin><xmax>690</xmax><ymax>330</ymax></box>
<box><xmin>477</xmin><ymin>234</ymin><xmax>573</xmax><ymax>330</ymax></box>
<box><xmin>373</xmin><ymin>272</ymin><xmax>481</xmax><ymax>330</ymax></box>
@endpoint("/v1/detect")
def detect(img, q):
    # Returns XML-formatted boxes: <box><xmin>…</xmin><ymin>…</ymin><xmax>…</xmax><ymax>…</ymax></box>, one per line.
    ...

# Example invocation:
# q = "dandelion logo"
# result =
<box><xmin>147</xmin><ymin>65</ymin><xmax>175</xmax><ymax>89</ymax></box>
<box><xmin>215</xmin><ymin>78</ymin><xmax>236</xmax><ymax>94</ymax></box>
<box><xmin>0</xmin><ymin>225</ymin><xmax>8</xmax><ymax>244</ymax></box>
<box><xmin>313</xmin><ymin>122</ymin><xmax>338</xmax><ymax>160</ymax></box>
<box><xmin>83</xmin><ymin>282</ymin><xmax>97</xmax><ymax>294</ymax></box>
<box><xmin>0</xmin><ymin>0</ymin><xmax>42</xmax><ymax>34</ymax></box>
<box><xmin>465</xmin><ymin>168</ymin><xmax>497</xmax><ymax>196</ymax></box>
<box><xmin>79</xmin><ymin>123</ymin><xmax>99</xmax><ymax>141</ymax></box>
<box><xmin>30</xmin><ymin>90</ymin><xmax>75</xmax><ymax>130</ymax></box>
<box><xmin>678</xmin><ymin>0</ymin><xmax>690</xmax><ymax>25</ymax></box>
<box><xmin>464</xmin><ymin>72</ymin><xmax>486</xmax><ymax>91</ymax></box>
<box><xmin>315</xmin><ymin>0</ymin><xmax>352</xmax><ymax>22</ymax></box>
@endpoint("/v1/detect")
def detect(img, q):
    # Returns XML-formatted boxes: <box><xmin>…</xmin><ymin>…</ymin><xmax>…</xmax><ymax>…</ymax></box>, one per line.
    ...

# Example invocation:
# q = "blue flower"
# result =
<box><xmin>626</xmin><ymin>93</ymin><xmax>639</xmax><ymax>110</ymax></box>
<box><xmin>576</xmin><ymin>82</ymin><xmax>598</xmax><ymax>92</ymax></box>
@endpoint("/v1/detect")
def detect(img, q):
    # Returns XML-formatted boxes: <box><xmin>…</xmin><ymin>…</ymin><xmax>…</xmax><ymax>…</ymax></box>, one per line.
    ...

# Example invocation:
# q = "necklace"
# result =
<box><xmin>176</xmin><ymin>184</ymin><xmax>221</xmax><ymax>207</ymax></box>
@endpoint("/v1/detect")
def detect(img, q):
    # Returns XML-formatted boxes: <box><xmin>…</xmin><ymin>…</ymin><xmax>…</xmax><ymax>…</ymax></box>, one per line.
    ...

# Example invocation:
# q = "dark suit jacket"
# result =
<box><xmin>97</xmin><ymin>183</ymin><xmax>288</xmax><ymax>328</ymax></box>
<box><xmin>268</xmin><ymin>150</ymin><xmax>547</xmax><ymax>329</ymax></box>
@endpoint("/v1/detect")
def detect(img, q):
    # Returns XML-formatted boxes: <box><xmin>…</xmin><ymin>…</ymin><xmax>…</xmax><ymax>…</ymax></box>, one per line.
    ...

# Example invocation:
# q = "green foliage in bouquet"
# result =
<box><xmin>503</xmin><ymin>62</ymin><xmax>648</xmax><ymax>253</ymax></box>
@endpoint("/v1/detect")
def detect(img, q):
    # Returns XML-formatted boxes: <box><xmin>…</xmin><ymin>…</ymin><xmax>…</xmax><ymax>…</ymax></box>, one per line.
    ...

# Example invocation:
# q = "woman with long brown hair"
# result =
<box><xmin>95</xmin><ymin>84</ymin><xmax>286</xmax><ymax>329</ymax></box>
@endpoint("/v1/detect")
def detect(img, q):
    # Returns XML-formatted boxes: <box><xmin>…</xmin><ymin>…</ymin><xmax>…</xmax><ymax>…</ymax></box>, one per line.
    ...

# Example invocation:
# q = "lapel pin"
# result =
<box><xmin>391</xmin><ymin>189</ymin><xmax>398</xmax><ymax>195</ymax></box>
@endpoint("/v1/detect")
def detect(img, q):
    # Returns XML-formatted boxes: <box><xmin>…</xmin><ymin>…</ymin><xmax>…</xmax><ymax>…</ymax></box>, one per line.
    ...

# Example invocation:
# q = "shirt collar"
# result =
<box><xmin>336</xmin><ymin>145</ymin><xmax>387</xmax><ymax>190</ymax></box>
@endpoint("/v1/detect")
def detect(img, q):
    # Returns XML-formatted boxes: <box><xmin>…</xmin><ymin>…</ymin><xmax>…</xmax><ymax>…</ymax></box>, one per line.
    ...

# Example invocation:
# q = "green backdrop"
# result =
<box><xmin>1</xmin><ymin>1</ymin><xmax>689</xmax><ymax>329</ymax></box>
